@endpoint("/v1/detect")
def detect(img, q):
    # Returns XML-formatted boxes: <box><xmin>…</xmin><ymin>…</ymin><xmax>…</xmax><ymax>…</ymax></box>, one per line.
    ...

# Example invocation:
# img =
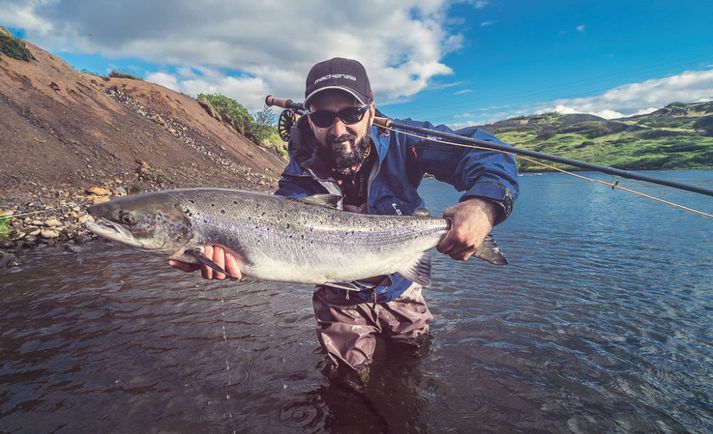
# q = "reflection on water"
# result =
<box><xmin>1</xmin><ymin>170</ymin><xmax>712</xmax><ymax>433</ymax></box>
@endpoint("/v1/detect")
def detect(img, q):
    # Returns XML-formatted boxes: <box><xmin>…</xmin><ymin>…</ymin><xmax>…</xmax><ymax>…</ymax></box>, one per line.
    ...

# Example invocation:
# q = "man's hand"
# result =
<box><xmin>169</xmin><ymin>245</ymin><xmax>243</xmax><ymax>281</ymax></box>
<box><xmin>437</xmin><ymin>198</ymin><xmax>498</xmax><ymax>261</ymax></box>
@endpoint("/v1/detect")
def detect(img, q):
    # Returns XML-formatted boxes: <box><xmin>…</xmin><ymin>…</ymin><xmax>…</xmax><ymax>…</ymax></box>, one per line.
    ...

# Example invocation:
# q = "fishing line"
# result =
<box><xmin>4</xmin><ymin>205</ymin><xmax>75</xmax><ymax>218</ymax></box>
<box><xmin>380</xmin><ymin>125</ymin><xmax>713</xmax><ymax>219</ymax></box>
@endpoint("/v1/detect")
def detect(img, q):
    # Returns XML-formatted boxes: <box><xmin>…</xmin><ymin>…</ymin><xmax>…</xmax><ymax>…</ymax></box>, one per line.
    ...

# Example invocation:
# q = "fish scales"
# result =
<box><xmin>85</xmin><ymin>188</ymin><xmax>506</xmax><ymax>287</ymax></box>
<box><xmin>170</xmin><ymin>189</ymin><xmax>448</xmax><ymax>282</ymax></box>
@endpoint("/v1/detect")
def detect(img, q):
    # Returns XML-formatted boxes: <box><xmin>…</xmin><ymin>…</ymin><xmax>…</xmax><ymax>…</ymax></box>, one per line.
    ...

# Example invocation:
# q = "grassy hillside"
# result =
<box><xmin>481</xmin><ymin>101</ymin><xmax>713</xmax><ymax>171</ymax></box>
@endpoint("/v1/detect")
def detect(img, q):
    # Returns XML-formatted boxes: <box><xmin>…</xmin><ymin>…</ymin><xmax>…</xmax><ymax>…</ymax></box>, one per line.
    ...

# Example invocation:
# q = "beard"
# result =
<box><xmin>319</xmin><ymin>133</ymin><xmax>371</xmax><ymax>173</ymax></box>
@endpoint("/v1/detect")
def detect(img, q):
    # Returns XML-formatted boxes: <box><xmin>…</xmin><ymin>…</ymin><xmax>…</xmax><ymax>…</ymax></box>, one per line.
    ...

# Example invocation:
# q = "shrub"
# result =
<box><xmin>198</xmin><ymin>94</ymin><xmax>254</xmax><ymax>136</ymax></box>
<box><xmin>0</xmin><ymin>214</ymin><xmax>11</xmax><ymax>239</ymax></box>
<box><xmin>198</xmin><ymin>94</ymin><xmax>287</xmax><ymax>157</ymax></box>
<box><xmin>0</xmin><ymin>26</ymin><xmax>35</xmax><ymax>61</ymax></box>
<box><xmin>109</xmin><ymin>71</ymin><xmax>143</xmax><ymax>80</ymax></box>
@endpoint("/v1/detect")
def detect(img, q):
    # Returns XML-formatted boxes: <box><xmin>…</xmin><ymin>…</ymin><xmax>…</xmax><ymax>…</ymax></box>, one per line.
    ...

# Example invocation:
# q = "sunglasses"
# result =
<box><xmin>308</xmin><ymin>105</ymin><xmax>369</xmax><ymax>128</ymax></box>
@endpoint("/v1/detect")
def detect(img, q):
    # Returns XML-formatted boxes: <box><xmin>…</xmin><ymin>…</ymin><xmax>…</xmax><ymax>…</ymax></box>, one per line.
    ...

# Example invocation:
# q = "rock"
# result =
<box><xmin>70</xmin><ymin>211</ymin><xmax>79</xmax><ymax>218</ymax></box>
<box><xmin>0</xmin><ymin>251</ymin><xmax>19</xmax><ymax>268</ymax></box>
<box><xmin>86</xmin><ymin>186</ymin><xmax>112</xmax><ymax>196</ymax></box>
<box><xmin>78</xmin><ymin>215</ymin><xmax>93</xmax><ymax>225</ymax></box>
<box><xmin>90</xmin><ymin>196</ymin><xmax>110</xmax><ymax>205</ymax></box>
<box><xmin>0</xmin><ymin>240</ymin><xmax>15</xmax><ymax>249</ymax></box>
<box><xmin>32</xmin><ymin>219</ymin><xmax>43</xmax><ymax>226</ymax></box>
<box><xmin>74</xmin><ymin>234</ymin><xmax>92</xmax><ymax>244</ymax></box>
<box><xmin>65</xmin><ymin>244</ymin><xmax>82</xmax><ymax>253</ymax></box>
<box><xmin>44</xmin><ymin>218</ymin><xmax>61</xmax><ymax>227</ymax></box>
<box><xmin>23</xmin><ymin>227</ymin><xmax>41</xmax><ymax>237</ymax></box>
<box><xmin>40</xmin><ymin>229</ymin><xmax>60</xmax><ymax>239</ymax></box>
<box><xmin>114</xmin><ymin>186</ymin><xmax>127</xmax><ymax>196</ymax></box>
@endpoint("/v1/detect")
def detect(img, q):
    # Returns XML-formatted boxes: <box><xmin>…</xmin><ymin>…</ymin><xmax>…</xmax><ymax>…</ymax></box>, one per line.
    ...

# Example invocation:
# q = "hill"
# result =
<box><xmin>0</xmin><ymin>29</ymin><xmax>284</xmax><ymax>206</ymax></box>
<box><xmin>0</xmin><ymin>29</ymin><xmax>289</xmax><ymax>257</ymax></box>
<box><xmin>480</xmin><ymin>102</ymin><xmax>713</xmax><ymax>171</ymax></box>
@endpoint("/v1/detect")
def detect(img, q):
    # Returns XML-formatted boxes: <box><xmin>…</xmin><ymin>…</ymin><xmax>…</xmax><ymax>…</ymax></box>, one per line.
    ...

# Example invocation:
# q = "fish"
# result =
<box><xmin>84</xmin><ymin>188</ymin><xmax>507</xmax><ymax>289</ymax></box>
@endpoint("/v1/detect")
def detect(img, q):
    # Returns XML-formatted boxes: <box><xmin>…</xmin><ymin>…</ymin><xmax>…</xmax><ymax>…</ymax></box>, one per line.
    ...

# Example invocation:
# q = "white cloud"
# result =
<box><xmin>480</xmin><ymin>21</ymin><xmax>495</xmax><ymax>27</ymax></box>
<box><xmin>145</xmin><ymin>71</ymin><xmax>179</xmax><ymax>91</ymax></box>
<box><xmin>146</xmin><ymin>68</ymin><xmax>270</xmax><ymax>111</ymax></box>
<box><xmin>539</xmin><ymin>68</ymin><xmax>713</xmax><ymax>119</ymax></box>
<box><xmin>0</xmin><ymin>0</ymin><xmax>56</xmax><ymax>34</ymax></box>
<box><xmin>576</xmin><ymin>24</ymin><xmax>585</xmax><ymax>32</ymax></box>
<box><xmin>4</xmin><ymin>0</ymin><xmax>464</xmax><ymax>105</ymax></box>
<box><xmin>453</xmin><ymin>89</ymin><xmax>473</xmax><ymax>95</ymax></box>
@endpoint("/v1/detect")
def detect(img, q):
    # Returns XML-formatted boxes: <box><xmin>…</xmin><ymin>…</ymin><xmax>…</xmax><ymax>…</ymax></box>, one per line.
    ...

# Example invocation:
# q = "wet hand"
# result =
<box><xmin>169</xmin><ymin>245</ymin><xmax>243</xmax><ymax>281</ymax></box>
<box><xmin>437</xmin><ymin>198</ymin><xmax>498</xmax><ymax>261</ymax></box>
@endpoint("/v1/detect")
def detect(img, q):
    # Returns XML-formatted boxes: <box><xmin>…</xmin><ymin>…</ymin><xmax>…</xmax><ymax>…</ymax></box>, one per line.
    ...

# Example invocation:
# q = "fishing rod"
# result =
<box><xmin>265</xmin><ymin>95</ymin><xmax>713</xmax><ymax>198</ymax></box>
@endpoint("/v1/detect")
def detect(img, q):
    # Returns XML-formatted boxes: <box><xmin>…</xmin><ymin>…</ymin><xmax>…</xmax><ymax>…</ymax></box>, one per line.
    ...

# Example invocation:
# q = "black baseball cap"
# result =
<box><xmin>304</xmin><ymin>57</ymin><xmax>373</xmax><ymax>108</ymax></box>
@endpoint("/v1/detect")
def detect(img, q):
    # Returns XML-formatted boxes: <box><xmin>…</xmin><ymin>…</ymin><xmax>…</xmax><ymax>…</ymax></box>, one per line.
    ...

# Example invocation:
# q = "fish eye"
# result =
<box><xmin>119</xmin><ymin>211</ymin><xmax>136</xmax><ymax>225</ymax></box>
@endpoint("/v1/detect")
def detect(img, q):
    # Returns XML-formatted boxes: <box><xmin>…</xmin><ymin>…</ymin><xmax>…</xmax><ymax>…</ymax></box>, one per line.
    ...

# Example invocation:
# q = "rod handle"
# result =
<box><xmin>373</xmin><ymin>116</ymin><xmax>392</xmax><ymax>128</ymax></box>
<box><xmin>265</xmin><ymin>95</ymin><xmax>305</xmax><ymax>111</ymax></box>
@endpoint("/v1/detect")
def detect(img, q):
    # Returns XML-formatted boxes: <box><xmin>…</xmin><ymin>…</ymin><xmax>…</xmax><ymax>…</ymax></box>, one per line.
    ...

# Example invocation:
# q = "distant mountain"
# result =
<box><xmin>0</xmin><ymin>27</ymin><xmax>284</xmax><ymax>204</ymax></box>
<box><xmin>479</xmin><ymin>101</ymin><xmax>713</xmax><ymax>171</ymax></box>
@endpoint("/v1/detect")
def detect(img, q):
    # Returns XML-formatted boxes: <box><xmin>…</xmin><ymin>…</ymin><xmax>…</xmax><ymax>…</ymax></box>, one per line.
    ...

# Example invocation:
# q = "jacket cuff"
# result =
<box><xmin>460</xmin><ymin>181</ymin><xmax>515</xmax><ymax>225</ymax></box>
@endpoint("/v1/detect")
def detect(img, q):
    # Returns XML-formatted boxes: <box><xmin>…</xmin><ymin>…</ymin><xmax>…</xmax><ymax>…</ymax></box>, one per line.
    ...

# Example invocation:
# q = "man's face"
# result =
<box><xmin>307</xmin><ymin>90</ymin><xmax>375</xmax><ymax>173</ymax></box>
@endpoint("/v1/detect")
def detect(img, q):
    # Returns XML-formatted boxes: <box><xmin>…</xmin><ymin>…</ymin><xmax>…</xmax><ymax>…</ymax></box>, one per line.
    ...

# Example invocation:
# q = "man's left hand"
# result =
<box><xmin>437</xmin><ymin>198</ymin><xmax>498</xmax><ymax>261</ymax></box>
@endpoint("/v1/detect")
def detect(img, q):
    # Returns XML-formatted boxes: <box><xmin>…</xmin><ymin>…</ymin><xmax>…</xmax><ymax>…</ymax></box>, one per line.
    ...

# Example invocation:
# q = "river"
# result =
<box><xmin>1</xmin><ymin>170</ymin><xmax>711</xmax><ymax>433</ymax></box>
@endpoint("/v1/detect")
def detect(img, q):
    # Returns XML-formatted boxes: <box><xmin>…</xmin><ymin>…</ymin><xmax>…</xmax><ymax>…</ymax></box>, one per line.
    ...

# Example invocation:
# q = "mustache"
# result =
<box><xmin>328</xmin><ymin>134</ymin><xmax>356</xmax><ymax>145</ymax></box>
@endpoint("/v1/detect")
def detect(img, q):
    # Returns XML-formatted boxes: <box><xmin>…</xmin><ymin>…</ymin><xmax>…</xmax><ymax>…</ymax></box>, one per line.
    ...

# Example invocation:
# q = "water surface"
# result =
<box><xmin>1</xmin><ymin>170</ymin><xmax>712</xmax><ymax>433</ymax></box>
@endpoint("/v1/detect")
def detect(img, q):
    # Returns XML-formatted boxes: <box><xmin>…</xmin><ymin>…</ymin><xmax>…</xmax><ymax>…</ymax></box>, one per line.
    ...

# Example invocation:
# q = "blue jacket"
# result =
<box><xmin>275</xmin><ymin>115</ymin><xmax>519</xmax><ymax>302</ymax></box>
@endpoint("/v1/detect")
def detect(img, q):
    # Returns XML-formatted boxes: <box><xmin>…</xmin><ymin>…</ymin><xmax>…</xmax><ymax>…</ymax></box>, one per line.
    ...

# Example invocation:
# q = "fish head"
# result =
<box><xmin>85</xmin><ymin>192</ymin><xmax>193</xmax><ymax>253</ymax></box>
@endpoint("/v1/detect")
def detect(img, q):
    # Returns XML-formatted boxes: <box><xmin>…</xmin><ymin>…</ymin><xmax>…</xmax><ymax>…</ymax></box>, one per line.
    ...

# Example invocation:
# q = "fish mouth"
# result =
<box><xmin>84</xmin><ymin>218</ymin><xmax>144</xmax><ymax>249</ymax></box>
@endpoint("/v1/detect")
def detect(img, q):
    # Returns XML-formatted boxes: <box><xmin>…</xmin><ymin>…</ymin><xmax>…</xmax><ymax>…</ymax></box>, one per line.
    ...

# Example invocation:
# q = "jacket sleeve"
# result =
<box><xmin>399</xmin><ymin>118</ymin><xmax>519</xmax><ymax>224</ymax></box>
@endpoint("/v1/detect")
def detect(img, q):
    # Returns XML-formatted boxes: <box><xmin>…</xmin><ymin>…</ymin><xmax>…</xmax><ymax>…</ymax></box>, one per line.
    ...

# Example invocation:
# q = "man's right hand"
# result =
<box><xmin>169</xmin><ymin>245</ymin><xmax>243</xmax><ymax>281</ymax></box>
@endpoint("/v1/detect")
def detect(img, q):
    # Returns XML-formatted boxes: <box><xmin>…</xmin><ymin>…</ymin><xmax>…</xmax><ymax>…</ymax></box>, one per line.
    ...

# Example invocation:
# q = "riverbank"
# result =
<box><xmin>0</xmin><ymin>167</ymin><xmax>278</xmax><ymax>267</ymax></box>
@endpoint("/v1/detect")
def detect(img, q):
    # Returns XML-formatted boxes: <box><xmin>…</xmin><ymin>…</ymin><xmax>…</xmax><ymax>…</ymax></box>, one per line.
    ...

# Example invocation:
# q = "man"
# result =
<box><xmin>172</xmin><ymin>57</ymin><xmax>519</xmax><ymax>389</ymax></box>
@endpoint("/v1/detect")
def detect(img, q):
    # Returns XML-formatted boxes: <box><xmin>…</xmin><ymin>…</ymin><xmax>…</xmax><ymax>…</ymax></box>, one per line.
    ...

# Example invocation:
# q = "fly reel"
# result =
<box><xmin>278</xmin><ymin>109</ymin><xmax>300</xmax><ymax>142</ymax></box>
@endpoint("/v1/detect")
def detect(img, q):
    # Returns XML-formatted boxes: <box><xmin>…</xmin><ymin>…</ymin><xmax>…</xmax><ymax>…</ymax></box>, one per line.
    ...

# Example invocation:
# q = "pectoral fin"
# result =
<box><xmin>398</xmin><ymin>251</ymin><xmax>432</xmax><ymax>287</ymax></box>
<box><xmin>184</xmin><ymin>247</ymin><xmax>239</xmax><ymax>280</ymax></box>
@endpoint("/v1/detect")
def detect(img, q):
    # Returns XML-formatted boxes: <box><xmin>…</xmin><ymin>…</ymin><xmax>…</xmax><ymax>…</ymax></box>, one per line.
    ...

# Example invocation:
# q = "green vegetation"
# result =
<box><xmin>109</xmin><ymin>70</ymin><xmax>143</xmax><ymax>80</ymax></box>
<box><xmin>81</xmin><ymin>69</ymin><xmax>109</xmax><ymax>81</ymax></box>
<box><xmin>0</xmin><ymin>214</ymin><xmax>11</xmax><ymax>239</ymax></box>
<box><xmin>199</xmin><ymin>94</ymin><xmax>254</xmax><ymax>136</ymax></box>
<box><xmin>198</xmin><ymin>94</ymin><xmax>287</xmax><ymax>158</ymax></box>
<box><xmin>0</xmin><ymin>26</ymin><xmax>35</xmax><ymax>61</ymax></box>
<box><xmin>483</xmin><ymin>101</ymin><xmax>713</xmax><ymax>172</ymax></box>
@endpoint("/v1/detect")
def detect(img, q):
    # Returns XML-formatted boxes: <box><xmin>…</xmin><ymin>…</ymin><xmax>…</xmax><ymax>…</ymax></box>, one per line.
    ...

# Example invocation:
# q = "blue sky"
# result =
<box><xmin>2</xmin><ymin>0</ymin><xmax>712</xmax><ymax>126</ymax></box>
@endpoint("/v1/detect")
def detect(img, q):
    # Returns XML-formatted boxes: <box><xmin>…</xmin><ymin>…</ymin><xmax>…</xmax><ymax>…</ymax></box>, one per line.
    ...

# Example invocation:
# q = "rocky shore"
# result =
<box><xmin>0</xmin><ymin>166</ymin><xmax>278</xmax><ymax>268</ymax></box>
<box><xmin>1</xmin><ymin>185</ymin><xmax>110</xmax><ymax>268</ymax></box>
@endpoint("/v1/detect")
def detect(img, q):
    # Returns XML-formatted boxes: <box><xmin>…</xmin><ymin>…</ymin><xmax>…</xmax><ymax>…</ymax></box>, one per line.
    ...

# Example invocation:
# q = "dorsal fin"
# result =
<box><xmin>294</xmin><ymin>194</ymin><xmax>342</xmax><ymax>209</ymax></box>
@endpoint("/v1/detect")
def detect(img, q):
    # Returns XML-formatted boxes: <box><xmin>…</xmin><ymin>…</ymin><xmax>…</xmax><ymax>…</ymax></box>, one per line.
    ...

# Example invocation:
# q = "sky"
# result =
<box><xmin>2</xmin><ymin>0</ymin><xmax>712</xmax><ymax>128</ymax></box>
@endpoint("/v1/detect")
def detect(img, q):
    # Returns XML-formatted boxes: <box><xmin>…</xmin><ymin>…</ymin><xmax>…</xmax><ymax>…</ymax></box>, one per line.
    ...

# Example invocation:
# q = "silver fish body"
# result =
<box><xmin>85</xmin><ymin>188</ymin><xmax>506</xmax><ymax>287</ymax></box>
